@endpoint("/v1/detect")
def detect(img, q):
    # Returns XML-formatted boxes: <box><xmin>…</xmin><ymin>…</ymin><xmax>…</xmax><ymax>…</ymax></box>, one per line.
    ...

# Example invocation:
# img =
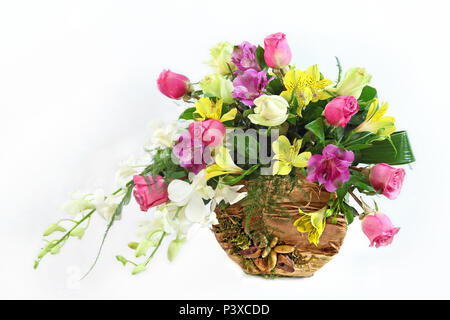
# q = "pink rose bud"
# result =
<box><xmin>324</xmin><ymin>96</ymin><xmax>359</xmax><ymax>127</ymax></box>
<box><xmin>188</xmin><ymin>119</ymin><xmax>226</xmax><ymax>147</ymax></box>
<box><xmin>157</xmin><ymin>69</ymin><xmax>190</xmax><ymax>99</ymax></box>
<box><xmin>369</xmin><ymin>163</ymin><xmax>406</xmax><ymax>200</ymax></box>
<box><xmin>263</xmin><ymin>32</ymin><xmax>292</xmax><ymax>69</ymax></box>
<box><xmin>133</xmin><ymin>175</ymin><xmax>169</xmax><ymax>212</ymax></box>
<box><xmin>361</xmin><ymin>212</ymin><xmax>400</xmax><ymax>248</ymax></box>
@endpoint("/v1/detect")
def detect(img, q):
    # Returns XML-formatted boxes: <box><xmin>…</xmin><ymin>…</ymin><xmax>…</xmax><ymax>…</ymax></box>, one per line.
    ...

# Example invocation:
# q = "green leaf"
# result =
<box><xmin>345</xmin><ymin>144</ymin><xmax>372</xmax><ymax>151</ymax></box>
<box><xmin>266</xmin><ymin>77</ymin><xmax>284</xmax><ymax>95</ymax></box>
<box><xmin>116</xmin><ymin>255</ymin><xmax>128</xmax><ymax>267</ymax></box>
<box><xmin>354</xmin><ymin>131</ymin><xmax>415</xmax><ymax>165</ymax></box>
<box><xmin>342</xmin><ymin>202</ymin><xmax>358</xmax><ymax>225</ymax></box>
<box><xmin>301</xmin><ymin>101</ymin><xmax>326</xmax><ymax>123</ymax></box>
<box><xmin>358</xmin><ymin>85</ymin><xmax>377</xmax><ymax>102</ymax></box>
<box><xmin>222</xmin><ymin>164</ymin><xmax>260</xmax><ymax>185</ymax></box>
<box><xmin>179</xmin><ymin>107</ymin><xmax>196</xmax><ymax>120</ymax></box>
<box><xmin>255</xmin><ymin>46</ymin><xmax>268</xmax><ymax>70</ymax></box>
<box><xmin>132</xmin><ymin>264</ymin><xmax>146</xmax><ymax>275</ymax></box>
<box><xmin>305</xmin><ymin>118</ymin><xmax>325</xmax><ymax>142</ymax></box>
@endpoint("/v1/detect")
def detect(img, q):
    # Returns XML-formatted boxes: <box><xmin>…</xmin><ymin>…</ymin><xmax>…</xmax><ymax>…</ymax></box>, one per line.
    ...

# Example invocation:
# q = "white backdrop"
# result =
<box><xmin>1</xmin><ymin>0</ymin><xmax>449</xmax><ymax>299</ymax></box>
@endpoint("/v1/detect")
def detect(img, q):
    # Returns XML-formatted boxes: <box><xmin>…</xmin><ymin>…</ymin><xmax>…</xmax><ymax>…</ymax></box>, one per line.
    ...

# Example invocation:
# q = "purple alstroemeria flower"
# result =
<box><xmin>306</xmin><ymin>144</ymin><xmax>354</xmax><ymax>192</ymax></box>
<box><xmin>232</xmin><ymin>69</ymin><xmax>270</xmax><ymax>106</ymax></box>
<box><xmin>231</xmin><ymin>41</ymin><xmax>261</xmax><ymax>73</ymax></box>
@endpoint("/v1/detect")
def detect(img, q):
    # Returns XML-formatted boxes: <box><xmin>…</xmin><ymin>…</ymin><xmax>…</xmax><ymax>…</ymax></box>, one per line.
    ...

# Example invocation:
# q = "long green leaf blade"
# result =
<box><xmin>354</xmin><ymin>131</ymin><xmax>415</xmax><ymax>165</ymax></box>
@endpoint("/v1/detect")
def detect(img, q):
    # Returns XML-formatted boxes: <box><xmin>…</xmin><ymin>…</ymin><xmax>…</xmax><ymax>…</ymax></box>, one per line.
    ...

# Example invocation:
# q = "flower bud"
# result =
<box><xmin>369</xmin><ymin>163</ymin><xmax>405</xmax><ymax>200</ymax></box>
<box><xmin>199</xmin><ymin>73</ymin><xmax>234</xmax><ymax>104</ymax></box>
<box><xmin>133</xmin><ymin>175</ymin><xmax>169</xmax><ymax>212</ymax></box>
<box><xmin>263</xmin><ymin>32</ymin><xmax>292</xmax><ymax>69</ymax></box>
<box><xmin>324</xmin><ymin>96</ymin><xmax>359</xmax><ymax>127</ymax></box>
<box><xmin>336</xmin><ymin>68</ymin><xmax>372</xmax><ymax>99</ymax></box>
<box><xmin>206</xmin><ymin>42</ymin><xmax>236</xmax><ymax>75</ymax></box>
<box><xmin>43</xmin><ymin>223</ymin><xmax>66</xmax><ymax>236</ymax></box>
<box><xmin>157</xmin><ymin>70</ymin><xmax>190</xmax><ymax>99</ymax></box>
<box><xmin>361</xmin><ymin>212</ymin><xmax>400</xmax><ymax>248</ymax></box>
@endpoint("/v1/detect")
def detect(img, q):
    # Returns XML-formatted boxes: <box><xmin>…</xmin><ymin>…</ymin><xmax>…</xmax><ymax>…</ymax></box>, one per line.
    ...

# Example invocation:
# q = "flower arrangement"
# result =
<box><xmin>35</xmin><ymin>32</ymin><xmax>415</xmax><ymax>277</ymax></box>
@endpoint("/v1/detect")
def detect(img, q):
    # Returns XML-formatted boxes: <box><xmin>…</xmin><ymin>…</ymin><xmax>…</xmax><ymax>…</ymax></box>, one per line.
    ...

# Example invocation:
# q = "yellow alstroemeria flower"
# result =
<box><xmin>193</xmin><ymin>97</ymin><xmax>237</xmax><ymax>123</ymax></box>
<box><xmin>280</xmin><ymin>65</ymin><xmax>333</xmax><ymax>116</ymax></box>
<box><xmin>355</xmin><ymin>98</ymin><xmax>396</xmax><ymax>137</ymax></box>
<box><xmin>272</xmin><ymin>136</ymin><xmax>311</xmax><ymax>175</ymax></box>
<box><xmin>206</xmin><ymin>146</ymin><xmax>243</xmax><ymax>180</ymax></box>
<box><xmin>294</xmin><ymin>207</ymin><xmax>327</xmax><ymax>246</ymax></box>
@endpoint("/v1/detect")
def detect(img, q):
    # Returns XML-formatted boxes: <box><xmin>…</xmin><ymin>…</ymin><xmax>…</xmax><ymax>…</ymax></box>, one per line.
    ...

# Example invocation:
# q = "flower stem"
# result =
<box><xmin>347</xmin><ymin>188</ymin><xmax>363</xmax><ymax>208</ymax></box>
<box><xmin>144</xmin><ymin>232</ymin><xmax>166</xmax><ymax>267</ymax></box>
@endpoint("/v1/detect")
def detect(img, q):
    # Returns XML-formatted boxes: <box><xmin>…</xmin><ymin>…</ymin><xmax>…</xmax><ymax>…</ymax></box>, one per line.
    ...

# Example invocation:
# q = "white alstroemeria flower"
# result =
<box><xmin>92</xmin><ymin>189</ymin><xmax>120</xmax><ymax>222</ymax></box>
<box><xmin>144</xmin><ymin>119</ymin><xmax>192</xmax><ymax>152</ymax></box>
<box><xmin>168</xmin><ymin>170</ymin><xmax>215</xmax><ymax>223</ymax></box>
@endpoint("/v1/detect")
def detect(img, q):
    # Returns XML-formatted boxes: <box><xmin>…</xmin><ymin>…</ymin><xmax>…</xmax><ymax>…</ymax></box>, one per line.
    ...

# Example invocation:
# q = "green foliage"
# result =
<box><xmin>266</xmin><ymin>77</ymin><xmax>284</xmax><ymax>95</ymax></box>
<box><xmin>222</xmin><ymin>164</ymin><xmax>260</xmax><ymax>185</ymax></box>
<box><xmin>354</xmin><ymin>131</ymin><xmax>415</xmax><ymax>165</ymax></box>
<box><xmin>341</xmin><ymin>202</ymin><xmax>358</xmax><ymax>225</ymax></box>
<box><xmin>358</xmin><ymin>85</ymin><xmax>377</xmax><ymax>103</ymax></box>
<box><xmin>255</xmin><ymin>45</ymin><xmax>268</xmax><ymax>70</ymax></box>
<box><xmin>179</xmin><ymin>107</ymin><xmax>196</xmax><ymax>120</ymax></box>
<box><xmin>305</xmin><ymin>118</ymin><xmax>325</xmax><ymax>143</ymax></box>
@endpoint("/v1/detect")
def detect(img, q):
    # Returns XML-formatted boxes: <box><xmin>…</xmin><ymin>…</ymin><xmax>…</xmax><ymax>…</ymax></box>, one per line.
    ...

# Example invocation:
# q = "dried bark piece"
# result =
<box><xmin>273</xmin><ymin>245</ymin><xmax>295</xmax><ymax>254</ymax></box>
<box><xmin>276</xmin><ymin>254</ymin><xmax>295</xmax><ymax>273</ymax></box>
<box><xmin>268</xmin><ymin>251</ymin><xmax>277</xmax><ymax>271</ymax></box>
<box><xmin>240</xmin><ymin>246</ymin><xmax>261</xmax><ymax>259</ymax></box>
<box><xmin>254</xmin><ymin>258</ymin><xmax>270</xmax><ymax>273</ymax></box>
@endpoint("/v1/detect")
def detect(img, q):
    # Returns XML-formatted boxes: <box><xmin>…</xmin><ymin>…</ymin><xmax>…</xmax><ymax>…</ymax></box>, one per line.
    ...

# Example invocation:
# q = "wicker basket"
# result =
<box><xmin>213</xmin><ymin>174</ymin><xmax>347</xmax><ymax>277</ymax></box>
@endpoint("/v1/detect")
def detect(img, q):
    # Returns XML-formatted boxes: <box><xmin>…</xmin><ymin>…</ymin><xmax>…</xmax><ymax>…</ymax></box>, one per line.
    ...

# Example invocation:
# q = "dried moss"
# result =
<box><xmin>289</xmin><ymin>250</ymin><xmax>306</xmax><ymax>267</ymax></box>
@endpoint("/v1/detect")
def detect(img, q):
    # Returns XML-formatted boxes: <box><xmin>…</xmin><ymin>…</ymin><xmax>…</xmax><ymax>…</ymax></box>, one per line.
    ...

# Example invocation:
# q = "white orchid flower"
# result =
<box><xmin>214</xmin><ymin>181</ymin><xmax>247</xmax><ymax>205</ymax></box>
<box><xmin>92</xmin><ymin>189</ymin><xmax>120</xmax><ymax>222</ymax></box>
<box><xmin>115</xmin><ymin>154</ymin><xmax>152</xmax><ymax>188</ymax></box>
<box><xmin>144</xmin><ymin>119</ymin><xmax>192</xmax><ymax>152</ymax></box>
<box><xmin>168</xmin><ymin>170</ymin><xmax>215</xmax><ymax>223</ymax></box>
<box><xmin>61</xmin><ymin>192</ymin><xmax>95</xmax><ymax>218</ymax></box>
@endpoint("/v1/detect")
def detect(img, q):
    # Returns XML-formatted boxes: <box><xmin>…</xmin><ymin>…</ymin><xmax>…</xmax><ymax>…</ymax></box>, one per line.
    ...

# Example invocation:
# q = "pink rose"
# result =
<box><xmin>133</xmin><ymin>175</ymin><xmax>169</xmax><ymax>212</ymax></box>
<box><xmin>361</xmin><ymin>212</ymin><xmax>400</xmax><ymax>248</ymax></box>
<box><xmin>263</xmin><ymin>32</ymin><xmax>292</xmax><ymax>69</ymax></box>
<box><xmin>369</xmin><ymin>163</ymin><xmax>405</xmax><ymax>200</ymax></box>
<box><xmin>188</xmin><ymin>119</ymin><xmax>226</xmax><ymax>147</ymax></box>
<box><xmin>157</xmin><ymin>70</ymin><xmax>190</xmax><ymax>99</ymax></box>
<box><xmin>324</xmin><ymin>96</ymin><xmax>359</xmax><ymax>127</ymax></box>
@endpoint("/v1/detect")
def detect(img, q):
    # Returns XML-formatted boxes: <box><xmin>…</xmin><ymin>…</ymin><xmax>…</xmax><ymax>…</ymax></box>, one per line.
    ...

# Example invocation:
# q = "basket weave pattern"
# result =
<box><xmin>213</xmin><ymin>175</ymin><xmax>347</xmax><ymax>277</ymax></box>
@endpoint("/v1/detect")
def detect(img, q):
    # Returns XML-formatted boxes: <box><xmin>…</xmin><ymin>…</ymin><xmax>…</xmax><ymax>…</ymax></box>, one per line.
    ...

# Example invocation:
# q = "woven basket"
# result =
<box><xmin>213</xmin><ymin>174</ymin><xmax>347</xmax><ymax>277</ymax></box>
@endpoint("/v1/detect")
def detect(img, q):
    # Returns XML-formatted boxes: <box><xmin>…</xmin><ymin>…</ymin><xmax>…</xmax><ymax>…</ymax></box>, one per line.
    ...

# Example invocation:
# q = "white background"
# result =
<box><xmin>1</xmin><ymin>0</ymin><xmax>449</xmax><ymax>299</ymax></box>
